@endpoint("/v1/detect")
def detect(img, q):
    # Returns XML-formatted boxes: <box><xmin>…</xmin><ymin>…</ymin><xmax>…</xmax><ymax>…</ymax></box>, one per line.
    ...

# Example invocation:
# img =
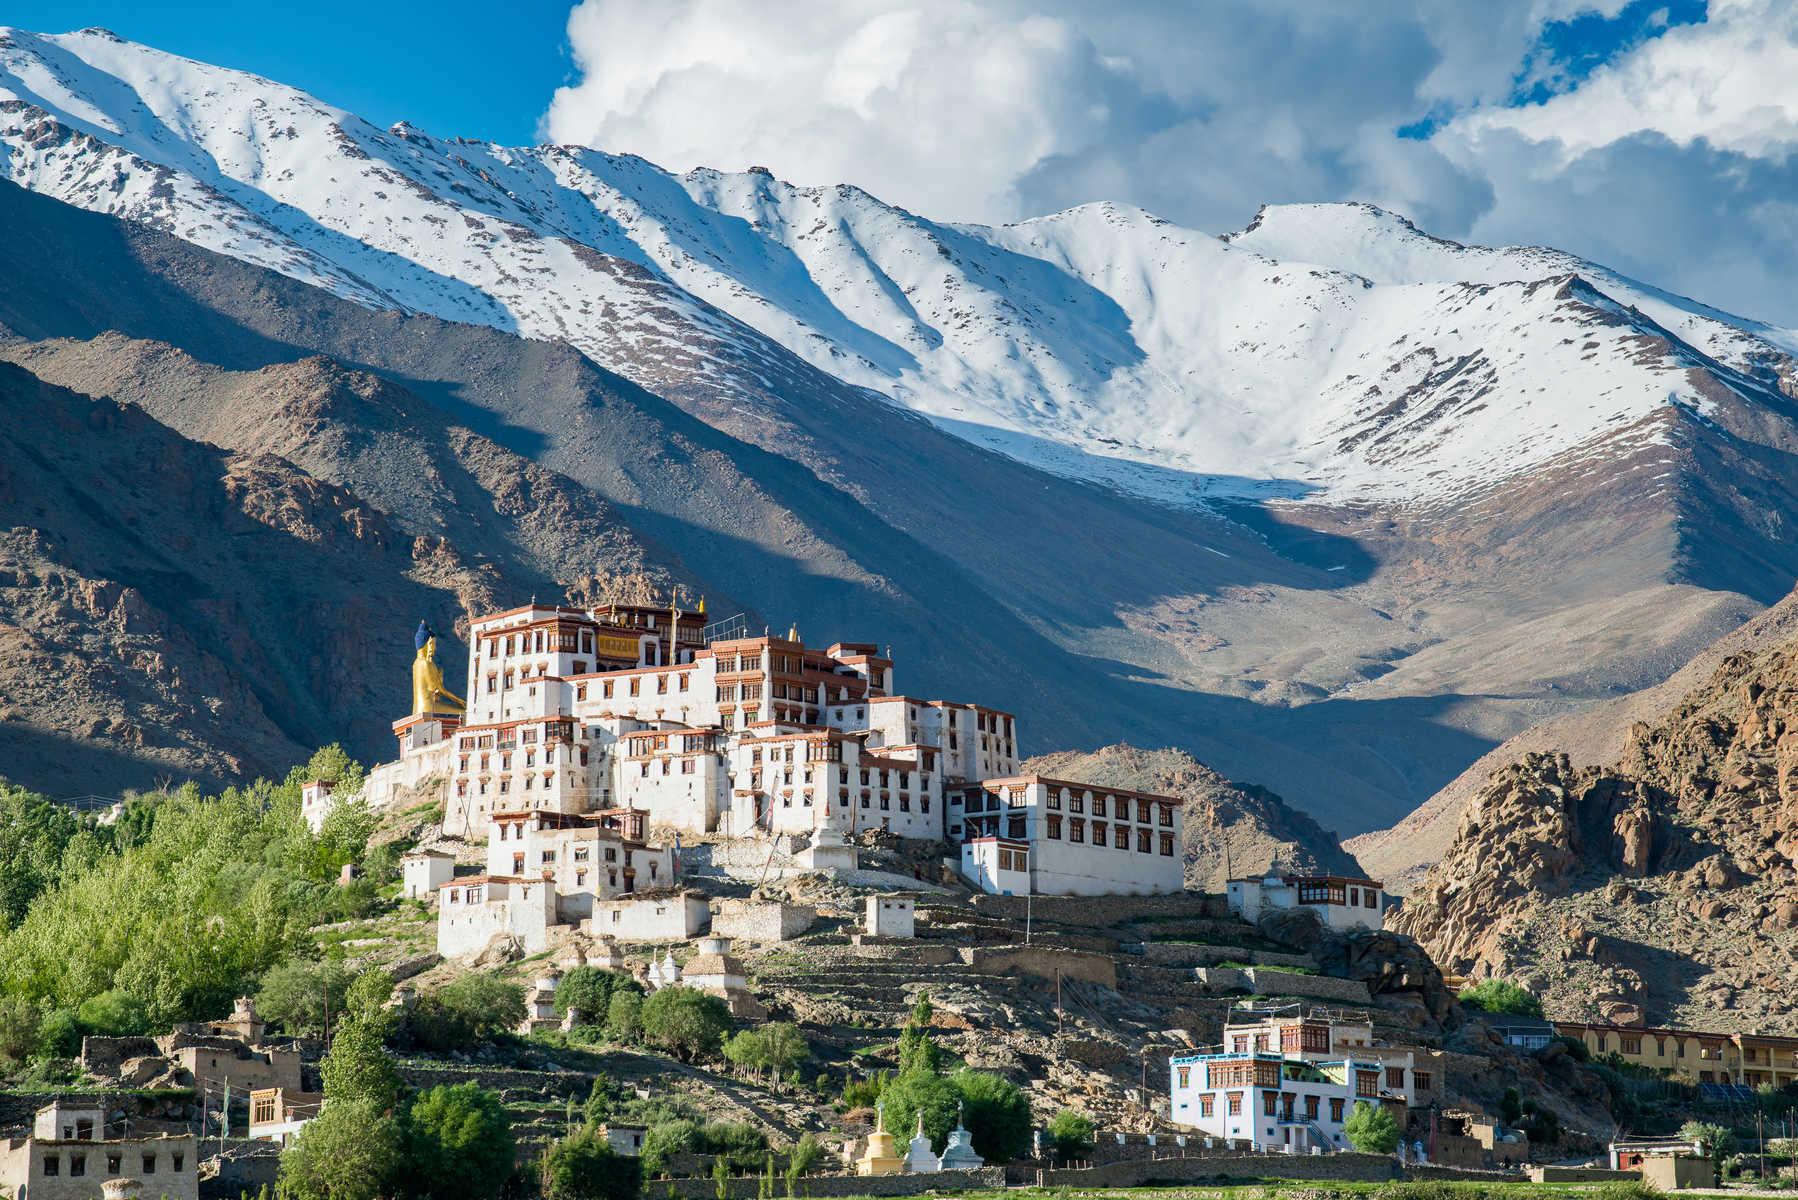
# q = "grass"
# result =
<box><xmin>876</xmin><ymin>1184</ymin><xmax>1658</xmax><ymax>1200</ymax></box>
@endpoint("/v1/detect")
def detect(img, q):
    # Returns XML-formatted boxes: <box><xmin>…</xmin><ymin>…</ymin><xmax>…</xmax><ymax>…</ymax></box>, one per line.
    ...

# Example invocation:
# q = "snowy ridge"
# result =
<box><xmin>2</xmin><ymin>27</ymin><xmax>1795</xmax><ymax>508</ymax></box>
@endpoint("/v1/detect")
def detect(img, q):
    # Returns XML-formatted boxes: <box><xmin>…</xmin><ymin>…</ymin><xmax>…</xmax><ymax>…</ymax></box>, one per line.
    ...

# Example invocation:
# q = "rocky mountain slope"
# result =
<box><xmin>1354</xmin><ymin>589</ymin><xmax>1798</xmax><ymax>892</ymax></box>
<box><xmin>1022</xmin><ymin>745</ymin><xmax>1366</xmax><ymax>890</ymax></box>
<box><xmin>1389</xmin><ymin>618</ymin><xmax>1798</xmax><ymax>1030</ymax></box>
<box><xmin>9</xmin><ymin>28</ymin><xmax>1798</xmax><ymax>839</ymax></box>
<box><xmin>0</xmin><ymin>361</ymin><xmax>515</xmax><ymax>791</ymax></box>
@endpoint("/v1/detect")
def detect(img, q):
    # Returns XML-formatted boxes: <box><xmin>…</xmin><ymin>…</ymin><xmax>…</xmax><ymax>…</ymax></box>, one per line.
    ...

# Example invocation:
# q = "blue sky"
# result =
<box><xmin>2</xmin><ymin>0</ymin><xmax>573</xmax><ymax>144</ymax></box>
<box><xmin>9</xmin><ymin>1</ymin><xmax>1798</xmax><ymax>325</ymax></box>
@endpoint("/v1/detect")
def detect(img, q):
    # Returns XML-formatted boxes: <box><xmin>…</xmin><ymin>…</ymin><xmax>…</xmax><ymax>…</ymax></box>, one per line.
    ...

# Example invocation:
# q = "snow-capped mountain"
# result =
<box><xmin>5</xmin><ymin>26</ymin><xmax>1793</xmax><ymax>509</ymax></box>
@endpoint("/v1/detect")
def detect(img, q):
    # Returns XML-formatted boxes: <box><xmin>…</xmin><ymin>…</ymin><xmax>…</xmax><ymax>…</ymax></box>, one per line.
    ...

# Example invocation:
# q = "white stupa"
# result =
<box><xmin>903</xmin><ymin>1110</ymin><xmax>941</xmax><ymax>1173</ymax></box>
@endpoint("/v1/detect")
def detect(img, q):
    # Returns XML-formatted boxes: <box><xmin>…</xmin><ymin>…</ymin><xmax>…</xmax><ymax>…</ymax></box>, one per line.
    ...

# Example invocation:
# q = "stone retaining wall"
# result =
<box><xmin>1529</xmin><ymin>1166</ymin><xmax>1638</xmax><ymax>1183</ymax></box>
<box><xmin>658</xmin><ymin>1168</ymin><xmax>1005</xmax><ymax>1198</ymax></box>
<box><xmin>966</xmin><ymin>892</ymin><xmax>1225</xmax><ymax>925</ymax></box>
<box><xmin>960</xmin><ymin>945</ymin><xmax>1117</xmax><ymax>987</ymax></box>
<box><xmin>1036</xmin><ymin>1151</ymin><xmax>1404</xmax><ymax>1186</ymax></box>
<box><xmin>1193</xmin><ymin>966</ymin><xmax>1372</xmax><ymax>1004</ymax></box>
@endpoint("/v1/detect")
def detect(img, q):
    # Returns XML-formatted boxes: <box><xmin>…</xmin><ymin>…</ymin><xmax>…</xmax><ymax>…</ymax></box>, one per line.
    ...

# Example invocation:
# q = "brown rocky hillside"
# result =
<box><xmin>0</xmin><ymin>362</ymin><xmax>502</xmax><ymax>791</ymax></box>
<box><xmin>1389</xmin><ymin>627</ymin><xmax>1798</xmax><ymax>1030</ymax></box>
<box><xmin>1353</xmin><ymin>587</ymin><xmax>1798</xmax><ymax>893</ymax></box>
<box><xmin>1023</xmin><ymin>744</ymin><xmax>1367</xmax><ymax>890</ymax></box>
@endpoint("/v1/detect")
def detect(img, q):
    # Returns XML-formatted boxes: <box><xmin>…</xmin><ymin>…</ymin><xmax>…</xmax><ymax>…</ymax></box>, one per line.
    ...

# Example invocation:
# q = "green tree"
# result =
<box><xmin>76</xmin><ymin>989</ymin><xmax>150</xmax><ymax>1036</ymax></box>
<box><xmin>713</xmin><ymin>1156</ymin><xmax>730</xmax><ymax>1198</ymax></box>
<box><xmin>0</xmin><ymin>993</ymin><xmax>39</xmax><ymax>1066</ymax></box>
<box><xmin>761</xmin><ymin>1024</ymin><xmax>808</xmax><ymax>1092</ymax></box>
<box><xmin>0</xmin><ymin>773</ymin><xmax>333</xmax><ymax>1026</ymax></box>
<box><xmin>640</xmin><ymin>988</ymin><xmax>731</xmax><ymax>1062</ymax></box>
<box><xmin>954</xmin><ymin>1070</ymin><xmax>1032</xmax><ymax>1163</ymax></box>
<box><xmin>256</xmin><ymin>959</ymin><xmax>357</xmax><ymax>1038</ymax></box>
<box><xmin>1343</xmin><ymin>1101</ymin><xmax>1402</xmax><ymax>1153</ymax></box>
<box><xmin>321</xmin><ymin>970</ymin><xmax>401</xmax><ymax>1111</ymax></box>
<box><xmin>1499</xmin><ymin>1087</ymin><xmax>1523</xmax><ymax>1126</ymax></box>
<box><xmin>280</xmin><ymin>1097</ymin><xmax>405</xmax><ymax>1200</ymax></box>
<box><xmin>1459</xmin><ymin>979</ymin><xmax>1544</xmax><ymax>1018</ymax></box>
<box><xmin>1679</xmin><ymin>1121</ymin><xmax>1738</xmax><ymax>1170</ymax></box>
<box><xmin>542</xmin><ymin>1128</ymin><xmax>642</xmax><ymax>1200</ymax></box>
<box><xmin>1046</xmin><ymin>1108</ymin><xmax>1095</xmax><ymax>1160</ymax></box>
<box><xmin>641</xmin><ymin>1120</ymin><xmax>699</xmax><ymax>1178</ymax></box>
<box><xmin>583</xmin><ymin>1075</ymin><xmax>611</xmax><ymax>1128</ymax></box>
<box><xmin>877</xmin><ymin>1070</ymin><xmax>959</xmax><ymax>1154</ymax></box>
<box><xmin>896</xmin><ymin>993</ymin><xmax>941</xmax><ymax>1078</ymax></box>
<box><xmin>0</xmin><ymin>781</ymin><xmax>82</xmax><ymax>931</ymax></box>
<box><xmin>403</xmin><ymin>1082</ymin><xmax>515</xmax><ymax>1200</ymax></box>
<box><xmin>606</xmin><ymin>990</ymin><xmax>644</xmax><ymax>1043</ymax></box>
<box><xmin>784</xmin><ymin>1133</ymin><xmax>822</xmax><ymax>1196</ymax></box>
<box><xmin>725</xmin><ymin>1029</ymin><xmax>769</xmax><ymax>1083</ymax></box>
<box><xmin>558</xmin><ymin>967</ymin><xmax>638</xmax><ymax>1023</ymax></box>
<box><xmin>407</xmin><ymin>974</ymin><xmax>525</xmax><ymax>1050</ymax></box>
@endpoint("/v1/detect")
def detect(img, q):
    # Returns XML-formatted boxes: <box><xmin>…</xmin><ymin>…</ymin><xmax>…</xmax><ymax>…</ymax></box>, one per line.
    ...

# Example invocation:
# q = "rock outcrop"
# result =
<box><xmin>1391</xmin><ymin>632</ymin><xmax>1798</xmax><ymax>1029</ymax></box>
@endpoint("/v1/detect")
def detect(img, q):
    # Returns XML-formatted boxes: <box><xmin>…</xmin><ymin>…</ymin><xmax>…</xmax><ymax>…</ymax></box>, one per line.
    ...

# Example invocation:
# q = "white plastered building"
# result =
<box><xmin>950</xmin><ymin>776</ymin><xmax>1185</xmax><ymax>896</ymax></box>
<box><xmin>1227</xmin><ymin>873</ymin><xmax>1388</xmax><ymax>931</ymax></box>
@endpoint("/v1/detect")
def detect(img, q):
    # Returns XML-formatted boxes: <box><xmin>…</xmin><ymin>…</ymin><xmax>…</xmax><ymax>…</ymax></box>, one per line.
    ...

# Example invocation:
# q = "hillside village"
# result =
<box><xmin>6</xmin><ymin>593</ymin><xmax>1796</xmax><ymax>1200</ymax></box>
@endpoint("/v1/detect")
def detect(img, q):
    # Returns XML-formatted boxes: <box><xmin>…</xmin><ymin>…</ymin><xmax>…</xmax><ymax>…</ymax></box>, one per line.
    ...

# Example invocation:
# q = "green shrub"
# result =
<box><xmin>1047</xmin><ymin>1107</ymin><xmax>1095</xmax><ymax>1159</ymax></box>
<box><xmin>1343</xmin><ymin>1100</ymin><xmax>1401</xmax><ymax>1153</ymax></box>
<box><xmin>35</xmin><ymin>1008</ymin><xmax>82</xmax><ymax>1059</ymax></box>
<box><xmin>1681</xmin><ymin>1122</ymin><xmax>1737</xmax><ymax>1169</ymax></box>
<box><xmin>955</xmin><ymin>1070</ymin><xmax>1033</xmax><ymax>1162</ymax></box>
<box><xmin>606</xmin><ymin>990</ymin><xmax>643</xmax><ymax>1044</ymax></box>
<box><xmin>1459</xmin><ymin>979</ymin><xmax>1544</xmax><ymax>1017</ymax></box>
<box><xmin>785</xmin><ymin>1132</ymin><xmax>822</xmax><ymax>1194</ymax></box>
<box><xmin>403</xmin><ymin>1082</ymin><xmax>515</xmax><ymax>1200</ymax></box>
<box><xmin>557</xmin><ymin>967</ymin><xmax>639</xmax><ymax>1024</ymax></box>
<box><xmin>640</xmin><ymin>988</ymin><xmax>730</xmax><ymax>1062</ymax></box>
<box><xmin>406</xmin><ymin>975</ymin><xmax>525</xmax><ymax>1050</ymax></box>
<box><xmin>542</xmin><ymin>1128</ymin><xmax>642</xmax><ymax>1200</ymax></box>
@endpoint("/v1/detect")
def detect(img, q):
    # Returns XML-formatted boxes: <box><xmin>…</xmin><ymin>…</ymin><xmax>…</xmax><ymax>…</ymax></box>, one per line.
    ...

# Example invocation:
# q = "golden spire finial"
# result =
<box><xmin>788</xmin><ymin>622</ymin><xmax>799</xmax><ymax>642</ymax></box>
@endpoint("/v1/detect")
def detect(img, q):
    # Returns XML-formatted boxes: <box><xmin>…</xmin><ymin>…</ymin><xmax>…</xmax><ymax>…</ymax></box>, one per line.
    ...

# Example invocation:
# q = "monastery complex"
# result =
<box><xmin>338</xmin><ymin>599</ymin><xmax>1232</xmax><ymax>959</ymax></box>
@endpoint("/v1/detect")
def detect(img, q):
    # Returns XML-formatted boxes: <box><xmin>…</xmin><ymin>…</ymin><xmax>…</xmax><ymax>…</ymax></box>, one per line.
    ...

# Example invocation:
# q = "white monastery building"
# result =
<box><xmin>1227</xmin><ymin>872</ymin><xmax>1388</xmax><ymax>931</ymax></box>
<box><xmin>951</xmin><ymin>776</ymin><xmax>1184</xmax><ymax>896</ymax></box>
<box><xmin>365</xmin><ymin>597</ymin><xmax>1187</xmax><ymax>955</ymax></box>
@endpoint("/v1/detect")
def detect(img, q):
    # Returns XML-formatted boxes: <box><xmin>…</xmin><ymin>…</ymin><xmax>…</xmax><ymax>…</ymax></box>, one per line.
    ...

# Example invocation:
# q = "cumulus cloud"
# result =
<box><xmin>542</xmin><ymin>0</ymin><xmax>1798</xmax><ymax>325</ymax></box>
<box><xmin>1451</xmin><ymin>0</ymin><xmax>1798</xmax><ymax>159</ymax></box>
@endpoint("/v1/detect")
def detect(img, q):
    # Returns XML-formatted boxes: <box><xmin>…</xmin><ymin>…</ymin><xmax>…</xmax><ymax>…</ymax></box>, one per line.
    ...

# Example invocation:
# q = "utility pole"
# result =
<box><xmin>1056</xmin><ymin>969</ymin><xmax>1063</xmax><ymax>1038</ymax></box>
<box><xmin>1025</xmin><ymin>891</ymin><xmax>1033</xmax><ymax>945</ymax></box>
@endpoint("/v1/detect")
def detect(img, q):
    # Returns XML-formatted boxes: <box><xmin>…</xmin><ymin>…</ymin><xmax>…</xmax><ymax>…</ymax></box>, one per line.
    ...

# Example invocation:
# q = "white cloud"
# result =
<box><xmin>1449</xmin><ymin>0</ymin><xmax>1798</xmax><ymax>160</ymax></box>
<box><xmin>542</xmin><ymin>0</ymin><xmax>1798</xmax><ymax>325</ymax></box>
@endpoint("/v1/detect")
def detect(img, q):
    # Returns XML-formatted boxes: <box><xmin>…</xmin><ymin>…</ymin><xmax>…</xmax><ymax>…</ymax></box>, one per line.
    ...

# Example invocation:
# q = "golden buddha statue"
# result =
<box><xmin>412</xmin><ymin>632</ymin><xmax>465</xmax><ymax>716</ymax></box>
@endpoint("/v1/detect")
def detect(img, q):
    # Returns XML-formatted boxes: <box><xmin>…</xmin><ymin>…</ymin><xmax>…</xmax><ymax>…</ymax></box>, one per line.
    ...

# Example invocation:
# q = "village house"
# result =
<box><xmin>248</xmin><ymin>1087</ymin><xmax>322</xmax><ymax>1146</ymax></box>
<box><xmin>437</xmin><ymin>875</ymin><xmax>558</xmax><ymax>957</ymax></box>
<box><xmin>1168</xmin><ymin>1049</ymin><xmax>1389</xmax><ymax>1153</ymax></box>
<box><xmin>950</xmin><ymin>776</ymin><xmax>1184</xmax><ymax>896</ymax></box>
<box><xmin>584</xmin><ymin>891</ymin><xmax>712</xmax><ymax>942</ymax></box>
<box><xmin>1221</xmin><ymin>1012</ymin><xmax>1444</xmax><ymax>1107</ymax></box>
<box><xmin>401</xmin><ymin>848</ymin><xmax>454</xmax><ymax>899</ymax></box>
<box><xmin>0</xmin><ymin>1102</ymin><xmax>198</xmax><ymax>1200</ymax></box>
<box><xmin>1227</xmin><ymin>872</ymin><xmax>1388</xmax><ymax>931</ymax></box>
<box><xmin>1554</xmin><ymin>1021</ymin><xmax>1798</xmax><ymax>1089</ymax></box>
